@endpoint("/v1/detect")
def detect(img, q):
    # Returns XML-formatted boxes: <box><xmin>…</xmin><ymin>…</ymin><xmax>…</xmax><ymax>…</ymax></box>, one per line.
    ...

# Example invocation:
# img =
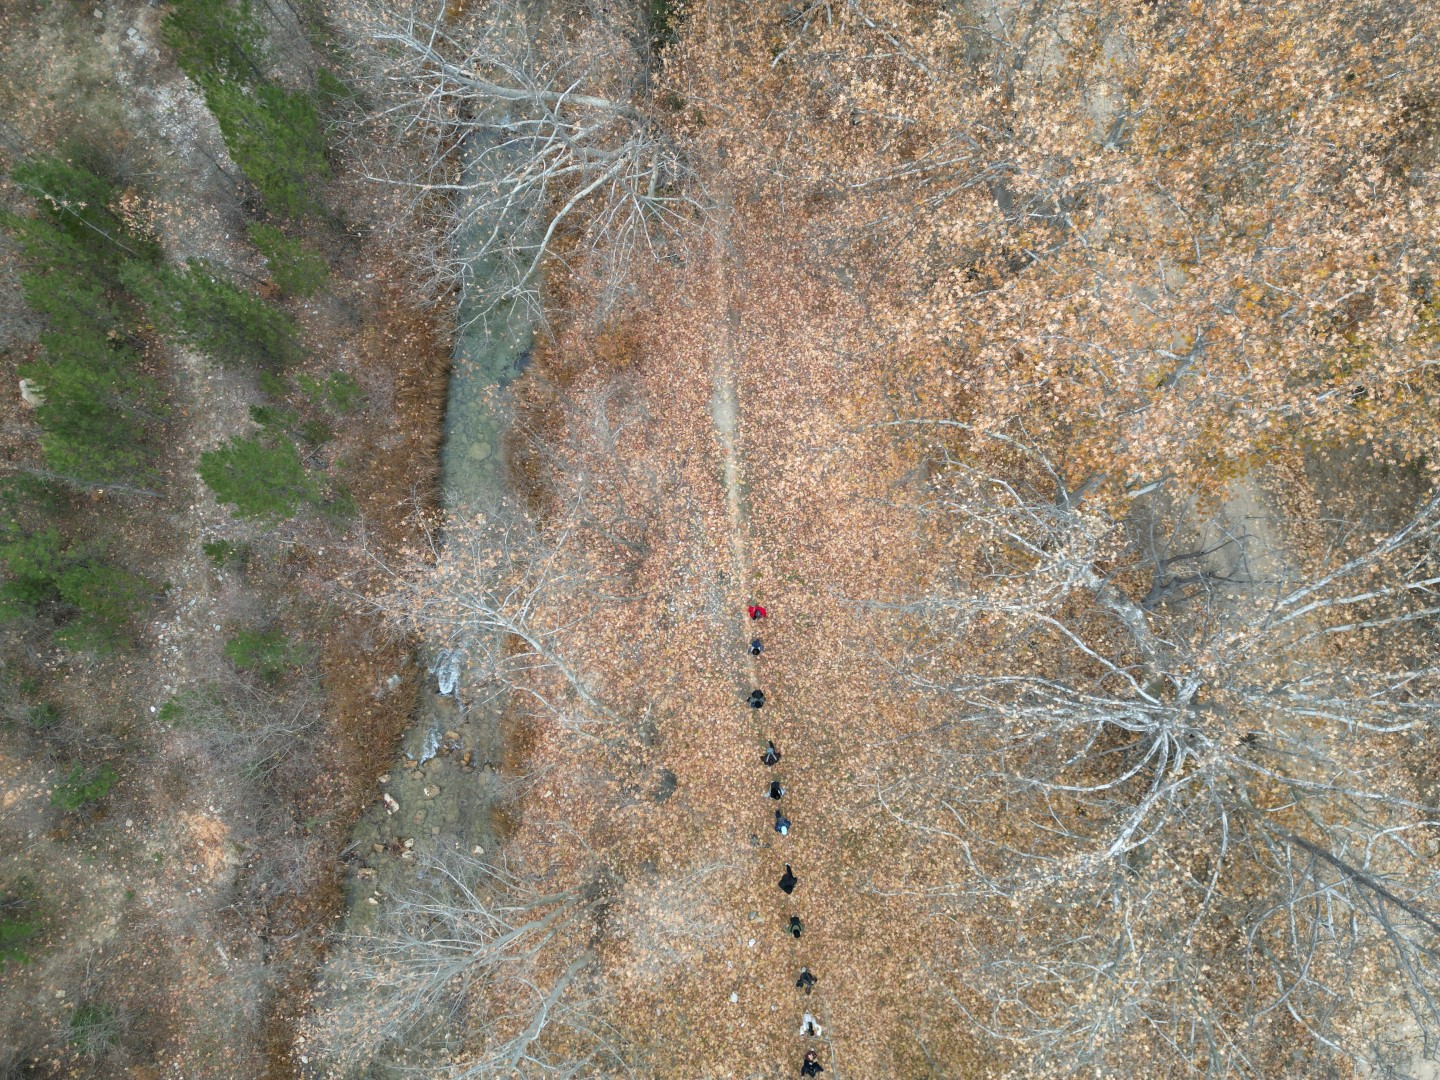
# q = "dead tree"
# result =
<box><xmin>873</xmin><ymin>418</ymin><xmax>1440</xmax><ymax>1076</ymax></box>
<box><xmin>363</xmin><ymin>495</ymin><xmax>623</xmax><ymax>730</ymax></box>
<box><xmin>347</xmin><ymin>0</ymin><xmax>704</xmax><ymax>325</ymax></box>
<box><xmin>319</xmin><ymin>846</ymin><xmax>618</xmax><ymax>1078</ymax></box>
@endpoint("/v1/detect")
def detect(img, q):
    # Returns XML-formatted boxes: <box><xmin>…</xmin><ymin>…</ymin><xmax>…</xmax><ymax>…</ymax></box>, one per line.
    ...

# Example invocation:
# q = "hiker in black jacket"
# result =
<box><xmin>779</xmin><ymin>864</ymin><xmax>798</xmax><ymax>894</ymax></box>
<box><xmin>775</xmin><ymin>809</ymin><xmax>791</xmax><ymax>835</ymax></box>
<box><xmin>762</xmin><ymin>741</ymin><xmax>781</xmax><ymax>767</ymax></box>
<box><xmin>748</xmin><ymin>689</ymin><xmax>766</xmax><ymax>708</ymax></box>
<box><xmin>796</xmin><ymin>967</ymin><xmax>817</xmax><ymax>994</ymax></box>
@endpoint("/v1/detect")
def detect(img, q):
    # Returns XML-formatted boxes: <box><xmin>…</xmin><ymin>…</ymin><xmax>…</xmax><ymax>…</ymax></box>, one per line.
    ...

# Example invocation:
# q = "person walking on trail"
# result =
<box><xmin>796</xmin><ymin>967</ymin><xmax>817</xmax><ymax>994</ymax></box>
<box><xmin>801</xmin><ymin>1049</ymin><xmax>825</xmax><ymax>1076</ymax></box>
<box><xmin>748</xmin><ymin>605</ymin><xmax>768</xmax><ymax>620</ymax></box>
<box><xmin>749</xmin><ymin>637</ymin><xmax>764</xmax><ymax>656</ymax></box>
<box><xmin>775</xmin><ymin>809</ymin><xmax>791</xmax><ymax>835</ymax></box>
<box><xmin>748</xmin><ymin>689</ymin><xmax>766</xmax><ymax>709</ymax></box>
<box><xmin>799</xmin><ymin>1012</ymin><xmax>824</xmax><ymax>1038</ymax></box>
<box><xmin>779</xmin><ymin>864</ymin><xmax>798</xmax><ymax>894</ymax></box>
<box><xmin>763</xmin><ymin>741</ymin><xmax>782</xmax><ymax>767</ymax></box>
<box><xmin>769</xmin><ymin>779</ymin><xmax>784</xmax><ymax>800</ymax></box>
<box><xmin>788</xmin><ymin>915</ymin><xmax>803</xmax><ymax>938</ymax></box>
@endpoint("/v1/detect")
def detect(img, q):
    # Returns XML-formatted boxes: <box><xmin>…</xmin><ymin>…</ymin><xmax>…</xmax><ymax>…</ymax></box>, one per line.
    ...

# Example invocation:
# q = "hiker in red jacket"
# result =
<box><xmin>747</xmin><ymin>604</ymin><xmax>768</xmax><ymax>620</ymax></box>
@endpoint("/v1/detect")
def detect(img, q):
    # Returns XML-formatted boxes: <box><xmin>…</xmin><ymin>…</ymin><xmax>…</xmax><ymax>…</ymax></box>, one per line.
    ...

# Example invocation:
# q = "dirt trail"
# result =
<box><xmin>708</xmin><ymin>223</ymin><xmax>754</xmax><ymax>667</ymax></box>
<box><xmin>707</xmin><ymin>195</ymin><xmax>836</xmax><ymax>1070</ymax></box>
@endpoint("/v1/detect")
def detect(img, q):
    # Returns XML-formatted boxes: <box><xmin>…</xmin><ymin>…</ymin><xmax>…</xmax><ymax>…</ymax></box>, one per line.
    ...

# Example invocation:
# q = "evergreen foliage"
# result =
<box><xmin>52</xmin><ymin>562</ymin><xmax>155</xmax><ymax>651</ymax></box>
<box><xmin>201</xmin><ymin>538</ymin><xmax>247</xmax><ymax>567</ymax></box>
<box><xmin>26</xmin><ymin>703</ymin><xmax>61</xmax><ymax>732</ymax></box>
<box><xmin>224</xmin><ymin>627</ymin><xmax>300</xmax><ymax>682</ymax></box>
<box><xmin>206</xmin><ymin>81</ymin><xmax>328</xmax><ymax>219</ymax></box>
<box><xmin>1</xmin><ymin>158</ymin><xmax>160</xmax><ymax>482</ymax></box>
<box><xmin>50</xmin><ymin>763</ymin><xmax>119</xmax><ymax>811</ymax></box>
<box><xmin>7</xmin><ymin>157</ymin><xmax>160</xmax><ymax>276</ymax></box>
<box><xmin>0</xmin><ymin>474</ymin><xmax>62</xmax><ymax>518</ymax></box>
<box><xmin>20</xmin><ymin>264</ymin><xmax>123</xmax><ymax>337</ymax></box>
<box><xmin>317</xmin><ymin>484</ymin><xmax>356</xmax><ymax>523</ymax></box>
<box><xmin>0</xmin><ymin>914</ymin><xmax>36</xmax><ymax>968</ymax></box>
<box><xmin>19</xmin><ymin>334</ymin><xmax>152</xmax><ymax>481</ymax></box>
<box><xmin>248</xmin><ymin>402</ymin><xmax>294</xmax><ymax>431</ymax></box>
<box><xmin>197</xmin><ymin>435</ymin><xmax>316</xmax><ymax>519</ymax></box>
<box><xmin>160</xmin><ymin>0</ymin><xmax>267</xmax><ymax>85</ymax></box>
<box><xmin>299</xmin><ymin>418</ymin><xmax>334</xmax><ymax>445</ymax></box>
<box><xmin>0</xmin><ymin>885</ymin><xmax>38</xmax><ymax>968</ymax></box>
<box><xmin>161</xmin><ymin>0</ymin><xmax>329</xmax><ymax>219</ymax></box>
<box><xmin>0</xmin><ymin>526</ymin><xmax>155</xmax><ymax>651</ymax></box>
<box><xmin>0</xmin><ymin>527</ymin><xmax>68</xmax><ymax>615</ymax></box>
<box><xmin>316</xmin><ymin>68</ymin><xmax>359</xmax><ymax>111</ymax></box>
<box><xmin>68</xmin><ymin>1003</ymin><xmax>118</xmax><ymax>1057</ymax></box>
<box><xmin>296</xmin><ymin>370</ymin><xmax>363</xmax><ymax>413</ymax></box>
<box><xmin>246</xmin><ymin>223</ymin><xmax>329</xmax><ymax>296</ymax></box>
<box><xmin>121</xmin><ymin>259</ymin><xmax>302</xmax><ymax>370</ymax></box>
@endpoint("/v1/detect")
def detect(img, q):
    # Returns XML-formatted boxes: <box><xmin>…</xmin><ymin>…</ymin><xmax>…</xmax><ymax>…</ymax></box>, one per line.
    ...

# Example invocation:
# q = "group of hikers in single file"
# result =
<box><xmin>748</xmin><ymin>603</ymin><xmax>825</xmax><ymax>1075</ymax></box>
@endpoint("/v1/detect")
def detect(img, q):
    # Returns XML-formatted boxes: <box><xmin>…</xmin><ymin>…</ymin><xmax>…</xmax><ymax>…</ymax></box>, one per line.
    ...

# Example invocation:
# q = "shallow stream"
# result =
<box><xmin>337</xmin><ymin>129</ymin><xmax>539</xmax><ymax>926</ymax></box>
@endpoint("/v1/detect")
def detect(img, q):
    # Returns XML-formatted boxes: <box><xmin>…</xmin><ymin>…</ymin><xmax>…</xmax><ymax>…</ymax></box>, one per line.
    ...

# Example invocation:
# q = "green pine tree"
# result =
<box><xmin>246</xmin><ymin>223</ymin><xmax>328</xmax><ymax>296</ymax></box>
<box><xmin>21</xmin><ymin>332</ymin><xmax>152</xmax><ymax>481</ymax></box>
<box><xmin>160</xmin><ymin>0</ymin><xmax>268</xmax><ymax>86</ymax></box>
<box><xmin>0</xmin><ymin>884</ymin><xmax>39</xmax><ymax>969</ymax></box>
<box><xmin>1</xmin><ymin>157</ymin><xmax>160</xmax><ymax>483</ymax></box>
<box><xmin>120</xmin><ymin>258</ymin><xmax>302</xmax><ymax>370</ymax></box>
<box><xmin>0</xmin><ymin>527</ymin><xmax>154</xmax><ymax>650</ymax></box>
<box><xmin>204</xmin><ymin>81</ymin><xmax>328</xmax><ymax>218</ymax></box>
<box><xmin>19</xmin><ymin>257</ymin><xmax>124</xmax><ymax>337</ymax></box>
<box><xmin>54</xmin><ymin>563</ymin><xmax>154</xmax><ymax>650</ymax></box>
<box><xmin>160</xmin><ymin>0</ymin><xmax>331</xmax><ymax>218</ymax></box>
<box><xmin>6</xmin><ymin>156</ymin><xmax>160</xmax><ymax>278</ymax></box>
<box><xmin>224</xmin><ymin>627</ymin><xmax>301</xmax><ymax>682</ymax></box>
<box><xmin>50</xmin><ymin>763</ymin><xmax>119</xmax><ymax>811</ymax></box>
<box><xmin>197</xmin><ymin>435</ymin><xmax>317</xmax><ymax>520</ymax></box>
<box><xmin>0</xmin><ymin>527</ymin><xmax>68</xmax><ymax>618</ymax></box>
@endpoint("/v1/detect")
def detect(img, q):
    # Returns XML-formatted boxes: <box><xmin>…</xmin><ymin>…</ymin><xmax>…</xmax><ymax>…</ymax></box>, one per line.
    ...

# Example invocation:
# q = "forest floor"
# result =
<box><xmin>481</xmin><ymin>234</ymin><xmax>1440</xmax><ymax>1076</ymax></box>
<box><xmin>0</xmin><ymin>2</ymin><xmax>446</xmax><ymax>1076</ymax></box>
<box><xmin>485</xmin><ymin>204</ymin><xmax>997</xmax><ymax>1075</ymax></box>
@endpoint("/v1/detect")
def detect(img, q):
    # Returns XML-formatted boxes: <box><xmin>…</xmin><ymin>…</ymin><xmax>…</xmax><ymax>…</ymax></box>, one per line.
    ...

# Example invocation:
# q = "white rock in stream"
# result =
<box><xmin>430</xmin><ymin>650</ymin><xmax>464</xmax><ymax>699</ymax></box>
<box><xmin>418</xmin><ymin>728</ymin><xmax>442</xmax><ymax>764</ymax></box>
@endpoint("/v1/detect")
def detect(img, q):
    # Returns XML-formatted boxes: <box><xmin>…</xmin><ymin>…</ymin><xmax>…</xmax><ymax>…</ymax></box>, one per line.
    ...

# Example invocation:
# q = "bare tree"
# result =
<box><xmin>870</xmin><ymin>418</ymin><xmax>1440</xmax><ymax>1076</ymax></box>
<box><xmin>362</xmin><ymin>495</ymin><xmax>624</xmax><ymax>730</ymax></box>
<box><xmin>346</xmin><ymin>0</ymin><xmax>705</xmax><ymax>326</ymax></box>
<box><xmin>317</xmin><ymin>846</ymin><xmax>621</xmax><ymax>1078</ymax></box>
<box><xmin>173</xmin><ymin>673</ymin><xmax>322</xmax><ymax>781</ymax></box>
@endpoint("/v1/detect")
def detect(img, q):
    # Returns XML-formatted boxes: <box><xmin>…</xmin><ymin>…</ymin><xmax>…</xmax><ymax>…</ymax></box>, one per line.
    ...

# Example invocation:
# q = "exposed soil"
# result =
<box><xmin>0</xmin><ymin>3</ymin><xmax>453</xmax><ymax>1076</ymax></box>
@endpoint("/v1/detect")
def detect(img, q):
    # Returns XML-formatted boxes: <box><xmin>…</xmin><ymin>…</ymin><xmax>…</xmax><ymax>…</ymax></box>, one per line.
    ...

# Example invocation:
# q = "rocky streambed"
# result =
<box><xmin>332</xmin><ymin>127</ymin><xmax>539</xmax><ymax>929</ymax></box>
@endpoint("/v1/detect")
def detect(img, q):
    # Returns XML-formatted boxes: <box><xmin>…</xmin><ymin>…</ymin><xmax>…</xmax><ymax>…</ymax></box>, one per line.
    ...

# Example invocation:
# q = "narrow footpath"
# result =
<box><xmin>710</xmin><ymin>221</ymin><xmax>833</xmax><ymax>1077</ymax></box>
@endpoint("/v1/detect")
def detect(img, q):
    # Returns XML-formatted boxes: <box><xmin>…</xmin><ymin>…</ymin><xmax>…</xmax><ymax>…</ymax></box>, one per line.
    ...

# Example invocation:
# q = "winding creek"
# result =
<box><xmin>337</xmin><ymin>302</ymin><xmax>534</xmax><ymax>927</ymax></box>
<box><xmin>335</xmin><ymin>130</ymin><xmax>540</xmax><ymax>932</ymax></box>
